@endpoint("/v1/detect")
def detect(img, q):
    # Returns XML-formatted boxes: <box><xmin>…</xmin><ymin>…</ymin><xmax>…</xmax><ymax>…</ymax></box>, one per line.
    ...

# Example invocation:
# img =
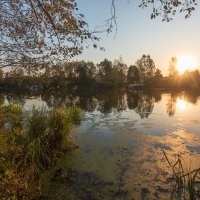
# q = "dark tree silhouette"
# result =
<box><xmin>127</xmin><ymin>65</ymin><xmax>140</xmax><ymax>84</ymax></box>
<box><xmin>136</xmin><ymin>55</ymin><xmax>156</xmax><ymax>81</ymax></box>
<box><xmin>154</xmin><ymin>69</ymin><xmax>163</xmax><ymax>80</ymax></box>
<box><xmin>168</xmin><ymin>57</ymin><xmax>179</xmax><ymax>77</ymax></box>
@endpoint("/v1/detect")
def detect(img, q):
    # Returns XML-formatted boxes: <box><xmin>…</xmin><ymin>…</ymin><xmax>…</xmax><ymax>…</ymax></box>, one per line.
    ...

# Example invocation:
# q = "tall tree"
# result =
<box><xmin>98</xmin><ymin>59</ymin><xmax>112</xmax><ymax>76</ymax></box>
<box><xmin>136</xmin><ymin>55</ymin><xmax>156</xmax><ymax>81</ymax></box>
<box><xmin>97</xmin><ymin>59</ymin><xmax>122</xmax><ymax>86</ymax></box>
<box><xmin>113</xmin><ymin>57</ymin><xmax>127</xmax><ymax>83</ymax></box>
<box><xmin>75</xmin><ymin>61</ymin><xmax>96</xmax><ymax>83</ymax></box>
<box><xmin>154</xmin><ymin>69</ymin><xmax>163</xmax><ymax>80</ymax></box>
<box><xmin>168</xmin><ymin>57</ymin><xmax>178</xmax><ymax>77</ymax></box>
<box><xmin>127</xmin><ymin>65</ymin><xmax>140</xmax><ymax>84</ymax></box>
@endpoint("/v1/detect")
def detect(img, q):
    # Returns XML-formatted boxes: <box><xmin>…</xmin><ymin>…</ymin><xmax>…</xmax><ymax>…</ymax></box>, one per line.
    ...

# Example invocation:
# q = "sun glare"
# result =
<box><xmin>176</xmin><ymin>99</ymin><xmax>187</xmax><ymax>110</ymax></box>
<box><xmin>177</xmin><ymin>55</ymin><xmax>197</xmax><ymax>74</ymax></box>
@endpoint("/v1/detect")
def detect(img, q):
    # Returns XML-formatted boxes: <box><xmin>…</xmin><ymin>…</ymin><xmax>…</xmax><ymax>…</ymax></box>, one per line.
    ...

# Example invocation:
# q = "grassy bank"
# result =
<box><xmin>0</xmin><ymin>104</ymin><xmax>82</xmax><ymax>199</ymax></box>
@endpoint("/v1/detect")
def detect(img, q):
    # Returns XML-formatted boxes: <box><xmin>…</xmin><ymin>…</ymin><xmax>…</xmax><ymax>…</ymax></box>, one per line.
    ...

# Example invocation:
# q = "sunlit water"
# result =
<box><xmin>2</xmin><ymin>91</ymin><xmax>200</xmax><ymax>199</ymax></box>
<box><xmin>80</xmin><ymin>93</ymin><xmax>200</xmax><ymax>137</ymax></box>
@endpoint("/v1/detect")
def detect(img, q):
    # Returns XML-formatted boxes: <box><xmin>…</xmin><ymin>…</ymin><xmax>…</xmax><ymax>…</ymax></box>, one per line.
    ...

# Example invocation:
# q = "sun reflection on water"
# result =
<box><xmin>176</xmin><ymin>98</ymin><xmax>187</xmax><ymax>110</ymax></box>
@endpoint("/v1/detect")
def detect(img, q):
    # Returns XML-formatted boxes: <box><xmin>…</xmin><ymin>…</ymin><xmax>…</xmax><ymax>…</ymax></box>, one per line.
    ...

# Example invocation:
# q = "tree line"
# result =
<box><xmin>0</xmin><ymin>54</ymin><xmax>200</xmax><ymax>92</ymax></box>
<box><xmin>0</xmin><ymin>55</ymin><xmax>159</xmax><ymax>91</ymax></box>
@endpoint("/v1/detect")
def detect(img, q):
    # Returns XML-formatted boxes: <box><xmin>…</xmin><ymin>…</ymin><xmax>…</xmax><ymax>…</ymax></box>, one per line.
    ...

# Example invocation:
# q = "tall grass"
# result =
<box><xmin>163</xmin><ymin>150</ymin><xmax>200</xmax><ymax>199</ymax></box>
<box><xmin>22</xmin><ymin>107</ymin><xmax>82</xmax><ymax>171</ymax></box>
<box><xmin>0</xmin><ymin>105</ymin><xmax>82</xmax><ymax>199</ymax></box>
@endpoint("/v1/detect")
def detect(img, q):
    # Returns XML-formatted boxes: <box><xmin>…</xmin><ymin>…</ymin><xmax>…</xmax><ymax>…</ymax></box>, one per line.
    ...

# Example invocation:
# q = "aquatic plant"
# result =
<box><xmin>163</xmin><ymin>150</ymin><xmax>200</xmax><ymax>200</ymax></box>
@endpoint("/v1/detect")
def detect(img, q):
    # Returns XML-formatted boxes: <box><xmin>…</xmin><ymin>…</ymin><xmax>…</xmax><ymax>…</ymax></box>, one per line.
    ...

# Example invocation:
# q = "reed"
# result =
<box><xmin>163</xmin><ymin>150</ymin><xmax>200</xmax><ymax>199</ymax></box>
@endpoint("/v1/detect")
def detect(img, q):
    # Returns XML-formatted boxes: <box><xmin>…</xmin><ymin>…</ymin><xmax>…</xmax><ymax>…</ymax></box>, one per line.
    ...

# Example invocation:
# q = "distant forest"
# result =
<box><xmin>0</xmin><ymin>55</ymin><xmax>200</xmax><ymax>93</ymax></box>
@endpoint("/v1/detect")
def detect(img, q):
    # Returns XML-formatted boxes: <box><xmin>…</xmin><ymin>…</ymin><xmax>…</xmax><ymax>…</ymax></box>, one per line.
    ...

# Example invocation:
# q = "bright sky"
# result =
<box><xmin>75</xmin><ymin>0</ymin><xmax>200</xmax><ymax>75</ymax></box>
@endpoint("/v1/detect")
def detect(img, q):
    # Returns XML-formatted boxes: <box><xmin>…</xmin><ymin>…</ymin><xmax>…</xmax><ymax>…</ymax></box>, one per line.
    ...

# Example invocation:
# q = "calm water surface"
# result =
<box><xmin>3</xmin><ymin>91</ymin><xmax>200</xmax><ymax>199</ymax></box>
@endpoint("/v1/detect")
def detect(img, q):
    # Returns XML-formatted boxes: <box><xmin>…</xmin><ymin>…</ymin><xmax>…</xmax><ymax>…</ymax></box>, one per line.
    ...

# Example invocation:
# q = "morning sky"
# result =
<box><xmin>76</xmin><ymin>0</ymin><xmax>200</xmax><ymax>75</ymax></box>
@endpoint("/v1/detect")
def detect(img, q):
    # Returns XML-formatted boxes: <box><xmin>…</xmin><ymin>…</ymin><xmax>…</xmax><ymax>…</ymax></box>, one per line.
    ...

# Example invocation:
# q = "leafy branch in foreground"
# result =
<box><xmin>1</xmin><ymin>0</ymin><xmax>198</xmax><ymax>69</ymax></box>
<box><xmin>163</xmin><ymin>150</ymin><xmax>200</xmax><ymax>200</ymax></box>
<box><xmin>0</xmin><ymin>0</ymin><xmax>99</xmax><ymax>68</ymax></box>
<box><xmin>110</xmin><ymin>0</ymin><xmax>198</xmax><ymax>22</ymax></box>
<box><xmin>138</xmin><ymin>0</ymin><xmax>197</xmax><ymax>21</ymax></box>
<box><xmin>108</xmin><ymin>0</ymin><xmax>198</xmax><ymax>35</ymax></box>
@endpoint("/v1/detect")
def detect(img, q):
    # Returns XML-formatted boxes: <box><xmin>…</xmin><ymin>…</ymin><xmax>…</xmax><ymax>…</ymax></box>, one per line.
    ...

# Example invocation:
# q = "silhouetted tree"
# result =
<box><xmin>127</xmin><ymin>65</ymin><xmax>140</xmax><ymax>84</ymax></box>
<box><xmin>75</xmin><ymin>61</ymin><xmax>89</xmax><ymax>81</ymax></box>
<box><xmin>113</xmin><ymin>57</ymin><xmax>127</xmax><ymax>84</ymax></box>
<box><xmin>64</xmin><ymin>62</ymin><xmax>76</xmax><ymax>81</ymax></box>
<box><xmin>97</xmin><ymin>59</ymin><xmax>119</xmax><ymax>87</ymax></box>
<box><xmin>136</xmin><ymin>55</ymin><xmax>156</xmax><ymax>81</ymax></box>
<box><xmin>168</xmin><ymin>57</ymin><xmax>178</xmax><ymax>77</ymax></box>
<box><xmin>74</xmin><ymin>61</ymin><xmax>96</xmax><ymax>84</ymax></box>
<box><xmin>154</xmin><ymin>69</ymin><xmax>163</xmax><ymax>80</ymax></box>
<box><xmin>181</xmin><ymin>70</ymin><xmax>200</xmax><ymax>90</ymax></box>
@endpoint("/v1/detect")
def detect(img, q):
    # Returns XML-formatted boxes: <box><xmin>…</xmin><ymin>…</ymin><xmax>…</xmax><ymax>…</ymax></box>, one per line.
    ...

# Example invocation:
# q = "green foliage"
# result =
<box><xmin>3</xmin><ymin>104</ymin><xmax>22</xmax><ymax>114</ymax></box>
<box><xmin>97</xmin><ymin>58</ymin><xmax>127</xmax><ymax>87</ymax></box>
<box><xmin>26</xmin><ymin>107</ymin><xmax>48</xmax><ymax>141</ymax></box>
<box><xmin>22</xmin><ymin>107</ymin><xmax>82</xmax><ymax>171</ymax></box>
<box><xmin>65</xmin><ymin>107</ymin><xmax>82</xmax><ymax>126</ymax></box>
<box><xmin>0</xmin><ymin>104</ymin><xmax>23</xmax><ymax>128</ymax></box>
<box><xmin>0</xmin><ymin>105</ymin><xmax>82</xmax><ymax>199</ymax></box>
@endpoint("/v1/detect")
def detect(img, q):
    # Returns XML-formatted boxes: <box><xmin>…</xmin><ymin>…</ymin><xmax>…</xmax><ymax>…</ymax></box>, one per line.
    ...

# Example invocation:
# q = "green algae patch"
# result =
<box><xmin>41</xmin><ymin>122</ymin><xmax>200</xmax><ymax>200</ymax></box>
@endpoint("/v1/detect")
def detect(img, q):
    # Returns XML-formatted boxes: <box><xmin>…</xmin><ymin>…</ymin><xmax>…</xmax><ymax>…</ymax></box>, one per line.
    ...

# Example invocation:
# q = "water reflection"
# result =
<box><xmin>166</xmin><ymin>94</ymin><xmax>176</xmax><ymax>117</ymax></box>
<box><xmin>1</xmin><ymin>90</ymin><xmax>200</xmax><ymax>199</ymax></box>
<box><xmin>176</xmin><ymin>98</ymin><xmax>187</xmax><ymax>110</ymax></box>
<box><xmin>135</xmin><ymin>94</ymin><xmax>155</xmax><ymax>119</ymax></box>
<box><xmin>40</xmin><ymin>91</ymin><xmax>161</xmax><ymax>118</ymax></box>
<box><xmin>2</xmin><ymin>90</ymin><xmax>200</xmax><ymax>119</ymax></box>
<box><xmin>167</xmin><ymin>92</ymin><xmax>200</xmax><ymax>116</ymax></box>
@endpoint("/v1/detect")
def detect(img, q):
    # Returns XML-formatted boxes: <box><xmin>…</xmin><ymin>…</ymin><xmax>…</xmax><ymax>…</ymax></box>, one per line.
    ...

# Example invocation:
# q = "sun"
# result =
<box><xmin>177</xmin><ymin>55</ymin><xmax>197</xmax><ymax>74</ymax></box>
